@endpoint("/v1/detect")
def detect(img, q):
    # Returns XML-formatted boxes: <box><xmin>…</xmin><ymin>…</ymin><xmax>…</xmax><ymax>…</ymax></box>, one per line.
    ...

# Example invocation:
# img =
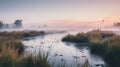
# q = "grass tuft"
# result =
<box><xmin>62</xmin><ymin>30</ymin><xmax>120</xmax><ymax>67</ymax></box>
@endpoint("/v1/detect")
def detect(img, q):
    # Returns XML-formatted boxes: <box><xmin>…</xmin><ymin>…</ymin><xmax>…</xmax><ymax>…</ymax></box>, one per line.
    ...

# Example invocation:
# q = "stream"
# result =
<box><xmin>22</xmin><ymin>30</ymin><xmax>106</xmax><ymax>67</ymax></box>
<box><xmin>1</xmin><ymin>25</ymin><xmax>120</xmax><ymax>67</ymax></box>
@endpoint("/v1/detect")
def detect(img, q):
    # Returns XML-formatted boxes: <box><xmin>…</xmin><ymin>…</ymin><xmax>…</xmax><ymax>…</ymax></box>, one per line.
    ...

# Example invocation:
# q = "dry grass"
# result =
<box><xmin>62</xmin><ymin>30</ymin><xmax>120</xmax><ymax>67</ymax></box>
<box><xmin>0</xmin><ymin>31</ymin><xmax>51</xmax><ymax>67</ymax></box>
<box><xmin>0</xmin><ymin>30</ymin><xmax>45</xmax><ymax>39</ymax></box>
<box><xmin>0</xmin><ymin>45</ymin><xmax>51</xmax><ymax>67</ymax></box>
<box><xmin>0</xmin><ymin>30</ymin><xmax>91</xmax><ymax>67</ymax></box>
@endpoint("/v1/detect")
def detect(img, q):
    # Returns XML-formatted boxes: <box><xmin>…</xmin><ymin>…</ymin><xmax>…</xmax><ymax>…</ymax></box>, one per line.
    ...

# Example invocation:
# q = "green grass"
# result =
<box><xmin>20</xmin><ymin>52</ymin><xmax>51</xmax><ymax>67</ymax></box>
<box><xmin>90</xmin><ymin>35</ymin><xmax>120</xmax><ymax>67</ymax></box>
<box><xmin>62</xmin><ymin>30</ymin><xmax>120</xmax><ymax>67</ymax></box>
<box><xmin>62</xmin><ymin>33</ymin><xmax>89</xmax><ymax>43</ymax></box>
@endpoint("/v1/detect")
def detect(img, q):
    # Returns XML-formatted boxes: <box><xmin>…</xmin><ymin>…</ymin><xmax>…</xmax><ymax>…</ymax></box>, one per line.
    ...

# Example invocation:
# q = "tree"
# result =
<box><xmin>0</xmin><ymin>21</ymin><xmax>3</xmax><ymax>28</ymax></box>
<box><xmin>14</xmin><ymin>19</ymin><xmax>22</xmax><ymax>27</ymax></box>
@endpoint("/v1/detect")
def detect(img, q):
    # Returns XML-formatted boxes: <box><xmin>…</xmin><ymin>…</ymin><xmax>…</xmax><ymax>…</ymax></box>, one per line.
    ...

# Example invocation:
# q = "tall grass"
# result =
<box><xmin>0</xmin><ymin>44</ymin><xmax>90</xmax><ymax>67</ymax></box>
<box><xmin>90</xmin><ymin>35</ymin><xmax>120</xmax><ymax>67</ymax></box>
<box><xmin>21</xmin><ymin>51</ymin><xmax>51</xmax><ymax>67</ymax></box>
<box><xmin>0</xmin><ymin>45</ymin><xmax>18</xmax><ymax>67</ymax></box>
<box><xmin>62</xmin><ymin>30</ymin><xmax>120</xmax><ymax>67</ymax></box>
<box><xmin>0</xmin><ymin>37</ymin><xmax>24</xmax><ymax>55</ymax></box>
<box><xmin>0</xmin><ymin>31</ymin><xmax>50</xmax><ymax>67</ymax></box>
<box><xmin>0</xmin><ymin>30</ymin><xmax>45</xmax><ymax>54</ymax></box>
<box><xmin>0</xmin><ymin>31</ymin><xmax>91</xmax><ymax>67</ymax></box>
<box><xmin>0</xmin><ymin>30</ymin><xmax>50</xmax><ymax>67</ymax></box>
<box><xmin>0</xmin><ymin>45</ymin><xmax>51</xmax><ymax>67</ymax></box>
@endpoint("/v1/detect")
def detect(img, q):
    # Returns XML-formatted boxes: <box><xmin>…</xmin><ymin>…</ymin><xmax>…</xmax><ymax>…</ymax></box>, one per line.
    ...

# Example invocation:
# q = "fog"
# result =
<box><xmin>0</xmin><ymin>22</ymin><xmax>119</xmax><ymax>34</ymax></box>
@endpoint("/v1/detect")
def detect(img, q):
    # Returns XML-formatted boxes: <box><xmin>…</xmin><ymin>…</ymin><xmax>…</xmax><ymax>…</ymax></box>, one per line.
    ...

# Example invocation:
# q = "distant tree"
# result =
<box><xmin>14</xmin><ymin>19</ymin><xmax>22</xmax><ymax>27</ymax></box>
<box><xmin>113</xmin><ymin>22</ymin><xmax>120</xmax><ymax>27</ymax></box>
<box><xmin>0</xmin><ymin>21</ymin><xmax>3</xmax><ymax>28</ymax></box>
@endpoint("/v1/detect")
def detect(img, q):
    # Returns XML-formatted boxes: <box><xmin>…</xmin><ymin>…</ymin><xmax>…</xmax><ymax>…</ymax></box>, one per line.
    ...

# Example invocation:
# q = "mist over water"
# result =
<box><xmin>1</xmin><ymin>23</ymin><xmax>120</xmax><ymax>67</ymax></box>
<box><xmin>0</xmin><ymin>23</ymin><xmax>119</xmax><ymax>34</ymax></box>
<box><xmin>0</xmin><ymin>0</ymin><xmax>120</xmax><ymax>66</ymax></box>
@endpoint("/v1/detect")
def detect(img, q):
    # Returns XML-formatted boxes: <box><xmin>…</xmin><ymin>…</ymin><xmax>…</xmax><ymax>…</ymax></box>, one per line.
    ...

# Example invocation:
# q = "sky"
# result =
<box><xmin>0</xmin><ymin>0</ymin><xmax>120</xmax><ymax>26</ymax></box>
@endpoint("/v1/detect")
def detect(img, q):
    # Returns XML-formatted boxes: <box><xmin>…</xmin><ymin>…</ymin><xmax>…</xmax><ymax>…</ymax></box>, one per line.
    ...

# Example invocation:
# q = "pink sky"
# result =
<box><xmin>0</xmin><ymin>0</ymin><xmax>120</xmax><ymax>27</ymax></box>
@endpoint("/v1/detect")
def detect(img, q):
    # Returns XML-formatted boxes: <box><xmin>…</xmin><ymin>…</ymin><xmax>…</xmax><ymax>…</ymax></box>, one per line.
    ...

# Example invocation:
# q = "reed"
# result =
<box><xmin>0</xmin><ymin>30</ymin><xmax>91</xmax><ymax>67</ymax></box>
<box><xmin>62</xmin><ymin>30</ymin><xmax>120</xmax><ymax>67</ymax></box>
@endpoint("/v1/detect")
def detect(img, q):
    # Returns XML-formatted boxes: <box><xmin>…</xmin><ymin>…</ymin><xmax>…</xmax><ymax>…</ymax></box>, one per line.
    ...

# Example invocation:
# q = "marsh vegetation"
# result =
<box><xmin>0</xmin><ymin>30</ymin><xmax>92</xmax><ymax>67</ymax></box>
<box><xmin>0</xmin><ymin>31</ymin><xmax>51</xmax><ymax>67</ymax></box>
<box><xmin>62</xmin><ymin>30</ymin><xmax>120</xmax><ymax>67</ymax></box>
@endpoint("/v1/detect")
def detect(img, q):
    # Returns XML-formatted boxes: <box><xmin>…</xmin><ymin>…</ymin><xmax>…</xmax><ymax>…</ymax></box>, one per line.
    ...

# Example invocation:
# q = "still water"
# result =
<box><xmin>2</xmin><ymin>26</ymin><xmax>120</xmax><ymax>67</ymax></box>
<box><xmin>22</xmin><ymin>29</ymin><xmax>106</xmax><ymax>67</ymax></box>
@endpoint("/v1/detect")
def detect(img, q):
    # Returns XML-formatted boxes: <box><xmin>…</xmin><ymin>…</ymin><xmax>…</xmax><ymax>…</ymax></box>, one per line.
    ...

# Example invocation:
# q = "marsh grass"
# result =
<box><xmin>21</xmin><ymin>51</ymin><xmax>51</xmax><ymax>67</ymax></box>
<box><xmin>62</xmin><ymin>30</ymin><xmax>120</xmax><ymax>67</ymax></box>
<box><xmin>62</xmin><ymin>33</ymin><xmax>89</xmax><ymax>43</ymax></box>
<box><xmin>0</xmin><ymin>30</ymin><xmax>45</xmax><ymax>39</ymax></box>
<box><xmin>0</xmin><ymin>37</ymin><xmax>24</xmax><ymax>55</ymax></box>
<box><xmin>0</xmin><ymin>45</ymin><xmax>18</xmax><ymax>67</ymax></box>
<box><xmin>0</xmin><ymin>45</ymin><xmax>51</xmax><ymax>67</ymax></box>
<box><xmin>0</xmin><ymin>31</ymin><xmax>51</xmax><ymax>67</ymax></box>
<box><xmin>81</xmin><ymin>59</ymin><xmax>91</xmax><ymax>67</ymax></box>
<box><xmin>0</xmin><ymin>31</ymin><xmax>91</xmax><ymax>67</ymax></box>
<box><xmin>0</xmin><ymin>30</ymin><xmax>45</xmax><ymax>55</ymax></box>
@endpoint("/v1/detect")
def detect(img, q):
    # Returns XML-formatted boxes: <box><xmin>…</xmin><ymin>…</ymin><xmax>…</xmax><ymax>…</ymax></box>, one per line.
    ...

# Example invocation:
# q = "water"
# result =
<box><xmin>2</xmin><ymin>26</ymin><xmax>120</xmax><ymax>67</ymax></box>
<box><xmin>22</xmin><ymin>30</ymin><xmax>105</xmax><ymax>67</ymax></box>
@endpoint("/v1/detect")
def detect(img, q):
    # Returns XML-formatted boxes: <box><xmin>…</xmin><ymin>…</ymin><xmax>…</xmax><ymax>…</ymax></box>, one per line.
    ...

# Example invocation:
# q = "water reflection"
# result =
<box><xmin>23</xmin><ymin>31</ymin><xmax>105</xmax><ymax>67</ymax></box>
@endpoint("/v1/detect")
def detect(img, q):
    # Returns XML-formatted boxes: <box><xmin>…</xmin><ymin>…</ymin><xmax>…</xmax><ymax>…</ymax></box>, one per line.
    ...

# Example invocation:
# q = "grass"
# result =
<box><xmin>0</xmin><ymin>42</ymin><xmax>89</xmax><ymax>67</ymax></box>
<box><xmin>0</xmin><ymin>30</ymin><xmax>45</xmax><ymax>39</ymax></box>
<box><xmin>0</xmin><ymin>37</ymin><xmax>24</xmax><ymax>55</ymax></box>
<box><xmin>62</xmin><ymin>33</ymin><xmax>89</xmax><ymax>43</ymax></box>
<box><xmin>0</xmin><ymin>30</ymin><xmax>90</xmax><ymax>67</ymax></box>
<box><xmin>0</xmin><ymin>30</ymin><xmax>45</xmax><ymax>55</ymax></box>
<box><xmin>0</xmin><ymin>45</ymin><xmax>51</xmax><ymax>67</ymax></box>
<box><xmin>0</xmin><ymin>30</ymin><xmax>51</xmax><ymax>67</ymax></box>
<box><xmin>90</xmin><ymin>35</ymin><xmax>120</xmax><ymax>67</ymax></box>
<box><xmin>20</xmin><ymin>51</ymin><xmax>51</xmax><ymax>67</ymax></box>
<box><xmin>62</xmin><ymin>30</ymin><xmax>120</xmax><ymax>67</ymax></box>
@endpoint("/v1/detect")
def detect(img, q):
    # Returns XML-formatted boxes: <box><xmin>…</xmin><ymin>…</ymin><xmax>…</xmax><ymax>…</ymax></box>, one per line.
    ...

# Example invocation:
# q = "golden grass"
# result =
<box><xmin>0</xmin><ymin>30</ymin><xmax>91</xmax><ymax>67</ymax></box>
<box><xmin>62</xmin><ymin>30</ymin><xmax>120</xmax><ymax>67</ymax></box>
